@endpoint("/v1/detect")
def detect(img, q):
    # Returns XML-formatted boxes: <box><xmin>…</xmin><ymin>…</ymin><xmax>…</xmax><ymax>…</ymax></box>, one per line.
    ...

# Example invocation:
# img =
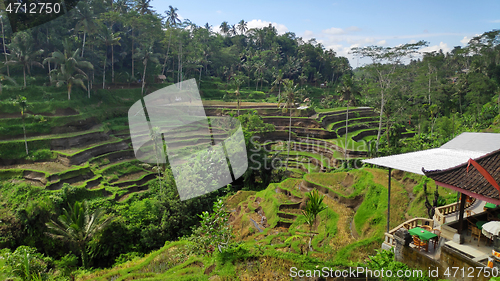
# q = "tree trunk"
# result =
<box><xmin>102</xmin><ymin>54</ymin><xmax>106</xmax><ymax>89</ymax></box>
<box><xmin>23</xmin><ymin>66</ymin><xmax>26</xmax><ymax>88</ymax></box>
<box><xmin>68</xmin><ymin>82</ymin><xmax>72</xmax><ymax>100</ymax></box>
<box><xmin>287</xmin><ymin>107</ymin><xmax>292</xmax><ymax>171</ymax></box>
<box><xmin>199</xmin><ymin>67</ymin><xmax>202</xmax><ymax>88</ymax></box>
<box><xmin>375</xmin><ymin>92</ymin><xmax>385</xmax><ymax>152</ymax></box>
<box><xmin>81</xmin><ymin>31</ymin><xmax>86</xmax><ymax>57</ymax></box>
<box><xmin>161</xmin><ymin>32</ymin><xmax>172</xmax><ymax>75</ymax></box>
<box><xmin>131</xmin><ymin>29</ymin><xmax>134</xmax><ymax>78</ymax></box>
<box><xmin>22</xmin><ymin>115</ymin><xmax>28</xmax><ymax>155</ymax></box>
<box><xmin>344</xmin><ymin>106</ymin><xmax>348</xmax><ymax>160</ymax></box>
<box><xmin>80</xmin><ymin>247</ymin><xmax>88</xmax><ymax>269</ymax></box>
<box><xmin>111</xmin><ymin>44</ymin><xmax>115</xmax><ymax>83</ymax></box>
<box><xmin>141</xmin><ymin>59</ymin><xmax>147</xmax><ymax>96</ymax></box>
<box><xmin>428</xmin><ymin>65</ymin><xmax>432</xmax><ymax>105</ymax></box>
<box><xmin>1</xmin><ymin>17</ymin><xmax>9</xmax><ymax>76</ymax></box>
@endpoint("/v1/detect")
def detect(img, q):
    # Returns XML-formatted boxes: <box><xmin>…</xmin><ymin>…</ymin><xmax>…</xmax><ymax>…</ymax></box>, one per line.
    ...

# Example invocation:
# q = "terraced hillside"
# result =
<box><xmin>0</xmin><ymin>98</ymin><xmax>418</xmax><ymax>206</ymax></box>
<box><xmin>77</xmin><ymin>167</ymin><xmax>456</xmax><ymax>280</ymax></box>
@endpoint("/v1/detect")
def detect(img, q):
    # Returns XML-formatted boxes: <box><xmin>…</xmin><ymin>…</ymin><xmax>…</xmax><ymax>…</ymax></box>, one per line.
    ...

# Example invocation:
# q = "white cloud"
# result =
<box><xmin>302</xmin><ymin>30</ymin><xmax>315</xmax><ymax>40</ymax></box>
<box><xmin>377</xmin><ymin>40</ymin><xmax>387</xmax><ymax>45</ymax></box>
<box><xmin>322</xmin><ymin>26</ymin><xmax>360</xmax><ymax>35</ymax></box>
<box><xmin>247</xmin><ymin>19</ymin><xmax>289</xmax><ymax>34</ymax></box>
<box><xmin>421</xmin><ymin>42</ymin><xmax>451</xmax><ymax>54</ymax></box>
<box><xmin>490</xmin><ymin>20</ymin><xmax>500</xmax><ymax>23</ymax></box>
<box><xmin>216</xmin><ymin>10</ymin><xmax>222</xmax><ymax>14</ymax></box>
<box><xmin>460</xmin><ymin>36</ymin><xmax>470</xmax><ymax>45</ymax></box>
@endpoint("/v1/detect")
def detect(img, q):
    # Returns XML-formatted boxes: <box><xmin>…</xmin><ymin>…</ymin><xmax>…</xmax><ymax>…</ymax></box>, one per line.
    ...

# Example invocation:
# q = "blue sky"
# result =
<box><xmin>150</xmin><ymin>0</ymin><xmax>500</xmax><ymax>66</ymax></box>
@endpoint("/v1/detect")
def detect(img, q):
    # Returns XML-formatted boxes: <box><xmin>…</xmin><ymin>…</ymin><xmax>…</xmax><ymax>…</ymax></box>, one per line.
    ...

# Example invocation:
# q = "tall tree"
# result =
<box><xmin>279</xmin><ymin>79</ymin><xmax>297</xmax><ymax>171</ymax></box>
<box><xmin>46</xmin><ymin>201</ymin><xmax>113</xmax><ymax>268</ymax></box>
<box><xmin>6</xmin><ymin>32</ymin><xmax>44</xmax><ymax>88</ymax></box>
<box><xmin>99</xmin><ymin>25</ymin><xmax>121</xmax><ymax>88</ymax></box>
<box><xmin>162</xmin><ymin>6</ymin><xmax>181</xmax><ymax>75</ymax></box>
<box><xmin>352</xmin><ymin>40</ymin><xmax>427</xmax><ymax>152</ymax></box>
<box><xmin>73</xmin><ymin>1</ymin><xmax>98</xmax><ymax>57</ymax></box>
<box><xmin>134</xmin><ymin>44</ymin><xmax>160</xmax><ymax>95</ymax></box>
<box><xmin>43</xmin><ymin>40</ymin><xmax>94</xmax><ymax>100</ymax></box>
<box><xmin>270</xmin><ymin>69</ymin><xmax>284</xmax><ymax>100</ymax></box>
<box><xmin>237</xmin><ymin>20</ymin><xmax>247</xmax><ymax>35</ymax></box>
<box><xmin>135</xmin><ymin>0</ymin><xmax>154</xmax><ymax>15</ymax></box>
<box><xmin>219</xmin><ymin>21</ymin><xmax>230</xmax><ymax>36</ymax></box>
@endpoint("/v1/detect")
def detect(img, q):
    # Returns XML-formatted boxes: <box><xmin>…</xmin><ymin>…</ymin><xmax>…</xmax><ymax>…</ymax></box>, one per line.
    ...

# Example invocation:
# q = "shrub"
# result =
<box><xmin>4</xmin><ymin>246</ymin><xmax>52</xmax><ymax>281</ymax></box>
<box><xmin>28</xmin><ymin>149</ymin><xmax>54</xmax><ymax>162</ymax></box>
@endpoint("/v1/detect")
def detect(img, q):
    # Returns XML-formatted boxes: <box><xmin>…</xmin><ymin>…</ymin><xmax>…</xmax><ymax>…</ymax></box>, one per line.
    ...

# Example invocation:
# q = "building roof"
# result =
<box><xmin>362</xmin><ymin>133</ymin><xmax>500</xmax><ymax>175</ymax></box>
<box><xmin>423</xmin><ymin>148</ymin><xmax>500</xmax><ymax>203</ymax></box>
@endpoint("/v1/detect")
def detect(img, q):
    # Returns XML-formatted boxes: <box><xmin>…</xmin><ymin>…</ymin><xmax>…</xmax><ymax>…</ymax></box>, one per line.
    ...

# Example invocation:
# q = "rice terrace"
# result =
<box><xmin>0</xmin><ymin>0</ymin><xmax>500</xmax><ymax>280</ymax></box>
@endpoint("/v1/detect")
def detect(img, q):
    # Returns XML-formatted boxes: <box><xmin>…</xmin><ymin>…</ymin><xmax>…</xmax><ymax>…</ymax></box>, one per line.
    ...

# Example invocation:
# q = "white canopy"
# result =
<box><xmin>362</xmin><ymin>133</ymin><xmax>500</xmax><ymax>175</ymax></box>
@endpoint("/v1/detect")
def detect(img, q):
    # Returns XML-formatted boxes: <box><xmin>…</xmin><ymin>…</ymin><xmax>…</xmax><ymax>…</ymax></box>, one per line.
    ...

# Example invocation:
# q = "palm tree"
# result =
<box><xmin>162</xmin><ymin>6</ymin><xmax>180</xmax><ymax>75</ymax></box>
<box><xmin>46</xmin><ymin>201</ymin><xmax>113</xmax><ymax>268</ymax></box>
<box><xmin>231</xmin><ymin>75</ymin><xmax>246</xmax><ymax>116</ymax></box>
<box><xmin>135</xmin><ymin>0</ymin><xmax>153</xmax><ymax>15</ymax></box>
<box><xmin>337</xmin><ymin>75</ymin><xmax>358</xmax><ymax>159</ymax></box>
<box><xmin>134</xmin><ymin>44</ymin><xmax>160</xmax><ymax>95</ymax></box>
<box><xmin>220</xmin><ymin>21</ymin><xmax>230</xmax><ymax>36</ymax></box>
<box><xmin>270</xmin><ymin>69</ymin><xmax>284</xmax><ymax>100</ymax></box>
<box><xmin>43</xmin><ymin>40</ymin><xmax>94</xmax><ymax>100</ymax></box>
<box><xmin>73</xmin><ymin>1</ymin><xmax>97</xmax><ymax>57</ymax></box>
<box><xmin>302</xmin><ymin>189</ymin><xmax>327</xmax><ymax>232</ymax></box>
<box><xmin>6</xmin><ymin>32</ymin><xmax>44</xmax><ymax>88</ymax></box>
<box><xmin>99</xmin><ymin>25</ymin><xmax>121</xmax><ymax>88</ymax></box>
<box><xmin>237</xmin><ymin>20</ymin><xmax>247</xmax><ymax>35</ymax></box>
<box><xmin>279</xmin><ymin>79</ymin><xmax>297</xmax><ymax>171</ymax></box>
<box><xmin>114</xmin><ymin>0</ymin><xmax>132</xmax><ymax>13</ymax></box>
<box><xmin>229</xmin><ymin>25</ymin><xmax>238</xmax><ymax>37</ymax></box>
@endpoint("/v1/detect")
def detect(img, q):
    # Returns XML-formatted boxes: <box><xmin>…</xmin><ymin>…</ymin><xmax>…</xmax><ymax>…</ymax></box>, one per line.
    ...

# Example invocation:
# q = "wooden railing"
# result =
<box><xmin>383</xmin><ymin>217</ymin><xmax>434</xmax><ymax>246</ymax></box>
<box><xmin>433</xmin><ymin>197</ymin><xmax>476</xmax><ymax>224</ymax></box>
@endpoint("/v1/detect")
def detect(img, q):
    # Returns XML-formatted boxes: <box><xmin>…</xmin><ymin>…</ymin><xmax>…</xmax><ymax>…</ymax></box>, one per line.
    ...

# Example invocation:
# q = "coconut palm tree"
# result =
<box><xmin>43</xmin><ymin>40</ymin><xmax>93</xmax><ymax>100</ymax></box>
<box><xmin>270</xmin><ymin>69</ymin><xmax>284</xmax><ymax>100</ymax></box>
<box><xmin>337</xmin><ymin>75</ymin><xmax>359</xmax><ymax>159</ymax></box>
<box><xmin>46</xmin><ymin>201</ymin><xmax>113</xmax><ymax>268</ymax></box>
<box><xmin>237</xmin><ymin>20</ymin><xmax>247</xmax><ymax>35</ymax></box>
<box><xmin>161</xmin><ymin>6</ymin><xmax>180</xmax><ymax>75</ymax></box>
<box><xmin>229</xmin><ymin>25</ymin><xmax>238</xmax><ymax>37</ymax></box>
<box><xmin>279</xmin><ymin>79</ymin><xmax>297</xmax><ymax>171</ymax></box>
<box><xmin>231</xmin><ymin>75</ymin><xmax>246</xmax><ymax>116</ymax></box>
<box><xmin>73</xmin><ymin>1</ymin><xmax>98</xmax><ymax>57</ymax></box>
<box><xmin>135</xmin><ymin>0</ymin><xmax>153</xmax><ymax>15</ymax></box>
<box><xmin>99</xmin><ymin>25</ymin><xmax>121</xmax><ymax>88</ymax></box>
<box><xmin>219</xmin><ymin>21</ymin><xmax>230</xmax><ymax>36</ymax></box>
<box><xmin>6</xmin><ymin>32</ymin><xmax>44</xmax><ymax>88</ymax></box>
<box><xmin>134</xmin><ymin>44</ymin><xmax>160</xmax><ymax>95</ymax></box>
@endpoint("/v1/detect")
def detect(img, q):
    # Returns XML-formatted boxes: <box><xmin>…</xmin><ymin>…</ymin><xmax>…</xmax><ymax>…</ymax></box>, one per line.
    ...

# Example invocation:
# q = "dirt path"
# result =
<box><xmin>323</xmin><ymin>193</ymin><xmax>357</xmax><ymax>251</ymax></box>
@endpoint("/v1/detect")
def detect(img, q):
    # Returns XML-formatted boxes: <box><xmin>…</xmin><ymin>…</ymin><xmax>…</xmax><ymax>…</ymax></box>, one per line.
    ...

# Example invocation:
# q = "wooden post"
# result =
<box><xmin>387</xmin><ymin>168</ymin><xmax>392</xmax><ymax>233</ymax></box>
<box><xmin>457</xmin><ymin>193</ymin><xmax>466</xmax><ymax>234</ymax></box>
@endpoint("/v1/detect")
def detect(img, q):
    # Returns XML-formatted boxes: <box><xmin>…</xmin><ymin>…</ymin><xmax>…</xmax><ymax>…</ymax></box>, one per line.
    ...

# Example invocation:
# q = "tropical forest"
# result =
<box><xmin>0</xmin><ymin>0</ymin><xmax>499</xmax><ymax>280</ymax></box>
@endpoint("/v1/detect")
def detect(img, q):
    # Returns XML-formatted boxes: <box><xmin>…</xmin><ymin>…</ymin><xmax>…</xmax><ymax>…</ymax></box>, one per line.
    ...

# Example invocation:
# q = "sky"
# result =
<box><xmin>150</xmin><ymin>0</ymin><xmax>500</xmax><ymax>67</ymax></box>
